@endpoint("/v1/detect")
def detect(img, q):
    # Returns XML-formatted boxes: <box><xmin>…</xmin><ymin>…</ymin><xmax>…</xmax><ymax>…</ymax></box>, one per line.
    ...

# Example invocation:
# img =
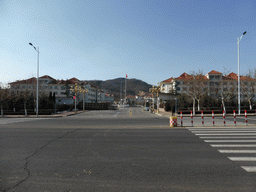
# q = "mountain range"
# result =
<box><xmin>86</xmin><ymin>78</ymin><xmax>153</xmax><ymax>101</ymax></box>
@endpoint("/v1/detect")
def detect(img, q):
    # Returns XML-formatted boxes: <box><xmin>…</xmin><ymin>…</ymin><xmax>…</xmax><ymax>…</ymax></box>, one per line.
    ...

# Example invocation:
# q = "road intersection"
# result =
<box><xmin>1</xmin><ymin>107</ymin><xmax>256</xmax><ymax>191</ymax></box>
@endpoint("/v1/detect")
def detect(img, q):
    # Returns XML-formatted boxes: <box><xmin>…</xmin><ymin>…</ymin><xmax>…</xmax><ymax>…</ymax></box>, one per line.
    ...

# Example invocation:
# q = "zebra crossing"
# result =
<box><xmin>0</xmin><ymin>118</ymin><xmax>47</xmax><ymax>125</ymax></box>
<box><xmin>188</xmin><ymin>127</ymin><xmax>256</xmax><ymax>172</ymax></box>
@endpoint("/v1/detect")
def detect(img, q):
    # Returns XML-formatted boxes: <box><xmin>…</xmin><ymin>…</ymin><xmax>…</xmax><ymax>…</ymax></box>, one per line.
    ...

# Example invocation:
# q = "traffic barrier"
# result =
<box><xmin>191</xmin><ymin>111</ymin><xmax>193</xmax><ymax>127</ymax></box>
<box><xmin>233</xmin><ymin>110</ymin><xmax>236</xmax><ymax>126</ymax></box>
<box><xmin>170</xmin><ymin>116</ymin><xmax>177</xmax><ymax>127</ymax></box>
<box><xmin>245</xmin><ymin>110</ymin><xmax>248</xmax><ymax>126</ymax></box>
<box><xmin>180</xmin><ymin>112</ymin><xmax>183</xmax><ymax>127</ymax></box>
<box><xmin>201</xmin><ymin>111</ymin><xmax>204</xmax><ymax>126</ymax></box>
<box><xmin>212</xmin><ymin>111</ymin><xmax>215</xmax><ymax>126</ymax></box>
<box><xmin>223</xmin><ymin>110</ymin><xmax>226</xmax><ymax>126</ymax></box>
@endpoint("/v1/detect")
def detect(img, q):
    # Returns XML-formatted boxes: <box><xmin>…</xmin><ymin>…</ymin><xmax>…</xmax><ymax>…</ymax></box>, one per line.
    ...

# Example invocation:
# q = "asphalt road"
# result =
<box><xmin>1</xmin><ymin>107</ymin><xmax>256</xmax><ymax>191</ymax></box>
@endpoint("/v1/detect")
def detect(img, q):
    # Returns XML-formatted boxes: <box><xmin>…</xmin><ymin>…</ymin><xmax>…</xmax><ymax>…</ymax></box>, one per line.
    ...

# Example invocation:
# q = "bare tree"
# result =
<box><xmin>240</xmin><ymin>78</ymin><xmax>256</xmax><ymax>110</ymax></box>
<box><xmin>185</xmin><ymin>74</ymin><xmax>208</xmax><ymax>114</ymax></box>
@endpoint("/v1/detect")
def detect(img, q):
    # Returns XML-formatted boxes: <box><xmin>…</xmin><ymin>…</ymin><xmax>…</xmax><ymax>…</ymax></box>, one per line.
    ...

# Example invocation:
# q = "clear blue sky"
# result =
<box><xmin>1</xmin><ymin>0</ymin><xmax>256</xmax><ymax>86</ymax></box>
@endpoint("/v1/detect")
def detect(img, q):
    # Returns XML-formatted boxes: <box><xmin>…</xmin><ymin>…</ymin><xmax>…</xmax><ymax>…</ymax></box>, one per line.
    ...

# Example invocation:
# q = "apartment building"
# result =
<box><xmin>159</xmin><ymin>70</ymin><xmax>256</xmax><ymax>102</ymax></box>
<box><xmin>9</xmin><ymin>75</ymin><xmax>114</xmax><ymax>104</ymax></box>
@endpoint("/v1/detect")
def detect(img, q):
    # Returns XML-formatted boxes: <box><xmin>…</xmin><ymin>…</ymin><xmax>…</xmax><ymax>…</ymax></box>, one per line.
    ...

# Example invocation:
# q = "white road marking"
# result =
<box><xmin>196</xmin><ymin>133</ymin><xmax>256</xmax><ymax>135</ymax></box>
<box><xmin>219</xmin><ymin>150</ymin><xmax>256</xmax><ymax>153</ymax></box>
<box><xmin>189</xmin><ymin>128</ymin><xmax>256</xmax><ymax>130</ymax></box>
<box><xmin>192</xmin><ymin>131</ymin><xmax>256</xmax><ymax>133</ymax></box>
<box><xmin>241</xmin><ymin>166</ymin><xmax>256</xmax><ymax>172</ymax></box>
<box><xmin>211</xmin><ymin>144</ymin><xmax>256</xmax><ymax>147</ymax></box>
<box><xmin>228</xmin><ymin>157</ymin><xmax>256</xmax><ymax>161</ymax></box>
<box><xmin>113</xmin><ymin>112</ymin><xmax>120</xmax><ymax>117</ymax></box>
<box><xmin>188</xmin><ymin>127</ymin><xmax>256</xmax><ymax>173</ymax></box>
<box><xmin>204</xmin><ymin>140</ymin><xmax>256</xmax><ymax>142</ymax></box>
<box><xmin>200</xmin><ymin>136</ymin><xmax>256</xmax><ymax>139</ymax></box>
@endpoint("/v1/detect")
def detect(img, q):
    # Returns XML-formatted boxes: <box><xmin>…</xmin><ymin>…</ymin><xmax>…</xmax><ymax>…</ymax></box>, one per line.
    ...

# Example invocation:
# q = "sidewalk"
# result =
<box><xmin>156</xmin><ymin>110</ymin><xmax>255</xmax><ymax>127</ymax></box>
<box><xmin>0</xmin><ymin>110</ymin><xmax>85</xmax><ymax>118</ymax></box>
<box><xmin>156</xmin><ymin>110</ymin><xmax>256</xmax><ymax>117</ymax></box>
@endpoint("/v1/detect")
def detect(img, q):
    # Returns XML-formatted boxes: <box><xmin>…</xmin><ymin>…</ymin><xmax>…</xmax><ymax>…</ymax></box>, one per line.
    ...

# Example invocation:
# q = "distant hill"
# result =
<box><xmin>86</xmin><ymin>78</ymin><xmax>153</xmax><ymax>101</ymax></box>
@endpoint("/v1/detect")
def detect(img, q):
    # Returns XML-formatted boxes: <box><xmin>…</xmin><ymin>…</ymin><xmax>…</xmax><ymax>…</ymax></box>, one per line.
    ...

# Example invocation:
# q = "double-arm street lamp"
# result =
<box><xmin>29</xmin><ymin>43</ymin><xmax>39</xmax><ymax>117</ymax></box>
<box><xmin>238</xmin><ymin>31</ymin><xmax>247</xmax><ymax>115</ymax></box>
<box><xmin>78</xmin><ymin>85</ymin><xmax>89</xmax><ymax>112</ymax></box>
<box><xmin>70</xmin><ymin>83</ymin><xmax>80</xmax><ymax>113</ymax></box>
<box><xmin>149</xmin><ymin>85</ymin><xmax>161</xmax><ymax>113</ymax></box>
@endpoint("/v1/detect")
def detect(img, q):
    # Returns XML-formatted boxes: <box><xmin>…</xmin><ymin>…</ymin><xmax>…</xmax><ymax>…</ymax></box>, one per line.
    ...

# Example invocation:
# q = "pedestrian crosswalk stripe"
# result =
<box><xmin>211</xmin><ymin>144</ymin><xmax>256</xmax><ymax>147</ymax></box>
<box><xmin>196</xmin><ymin>133</ymin><xmax>256</xmax><ymax>135</ymax></box>
<box><xmin>200</xmin><ymin>136</ymin><xmax>256</xmax><ymax>139</ymax></box>
<box><xmin>192</xmin><ymin>131</ymin><xmax>256</xmax><ymax>133</ymax></box>
<box><xmin>219</xmin><ymin>150</ymin><xmax>256</xmax><ymax>153</ymax></box>
<box><xmin>204</xmin><ymin>140</ymin><xmax>256</xmax><ymax>142</ymax></box>
<box><xmin>228</xmin><ymin>157</ymin><xmax>256</xmax><ymax>161</ymax></box>
<box><xmin>188</xmin><ymin>127</ymin><xmax>256</xmax><ymax>172</ymax></box>
<box><xmin>189</xmin><ymin>128</ymin><xmax>256</xmax><ymax>130</ymax></box>
<box><xmin>241</xmin><ymin>166</ymin><xmax>256</xmax><ymax>172</ymax></box>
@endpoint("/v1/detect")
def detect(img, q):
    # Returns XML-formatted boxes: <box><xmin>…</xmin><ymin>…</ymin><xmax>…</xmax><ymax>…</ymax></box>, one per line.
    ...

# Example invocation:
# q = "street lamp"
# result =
<box><xmin>238</xmin><ymin>31</ymin><xmax>246</xmax><ymax>115</ymax></box>
<box><xmin>29</xmin><ymin>43</ymin><xmax>39</xmax><ymax>117</ymax></box>
<box><xmin>70</xmin><ymin>83</ymin><xmax>80</xmax><ymax>113</ymax></box>
<box><xmin>149</xmin><ymin>86</ymin><xmax>161</xmax><ymax>113</ymax></box>
<box><xmin>78</xmin><ymin>85</ymin><xmax>89</xmax><ymax>112</ymax></box>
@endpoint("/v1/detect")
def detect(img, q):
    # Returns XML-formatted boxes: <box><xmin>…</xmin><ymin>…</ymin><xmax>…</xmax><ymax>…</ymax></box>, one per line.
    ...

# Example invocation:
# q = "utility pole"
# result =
<box><xmin>125</xmin><ymin>75</ymin><xmax>127</xmax><ymax>104</ymax></box>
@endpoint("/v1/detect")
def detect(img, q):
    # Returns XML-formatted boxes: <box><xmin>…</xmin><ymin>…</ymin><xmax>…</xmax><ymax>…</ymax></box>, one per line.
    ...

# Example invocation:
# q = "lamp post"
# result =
<box><xmin>79</xmin><ymin>85</ymin><xmax>89</xmax><ymax>112</ymax></box>
<box><xmin>149</xmin><ymin>86</ymin><xmax>161</xmax><ymax>113</ymax></box>
<box><xmin>238</xmin><ymin>31</ymin><xmax>246</xmax><ymax>115</ymax></box>
<box><xmin>70</xmin><ymin>83</ymin><xmax>80</xmax><ymax>113</ymax></box>
<box><xmin>29</xmin><ymin>43</ymin><xmax>39</xmax><ymax>117</ymax></box>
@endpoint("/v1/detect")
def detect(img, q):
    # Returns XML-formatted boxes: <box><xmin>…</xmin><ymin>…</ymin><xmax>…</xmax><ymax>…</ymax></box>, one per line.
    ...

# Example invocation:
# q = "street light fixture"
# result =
<box><xmin>238</xmin><ymin>31</ymin><xmax>246</xmax><ymax>115</ymax></box>
<box><xmin>78</xmin><ymin>85</ymin><xmax>89</xmax><ymax>112</ymax></box>
<box><xmin>149</xmin><ymin>86</ymin><xmax>161</xmax><ymax>113</ymax></box>
<box><xmin>29</xmin><ymin>43</ymin><xmax>39</xmax><ymax>117</ymax></box>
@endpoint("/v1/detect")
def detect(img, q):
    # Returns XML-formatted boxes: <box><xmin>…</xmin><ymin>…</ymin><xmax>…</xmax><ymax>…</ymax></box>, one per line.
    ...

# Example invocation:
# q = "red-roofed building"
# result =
<box><xmin>9</xmin><ymin>75</ymin><xmax>114</xmax><ymax>104</ymax></box>
<box><xmin>157</xmin><ymin>70</ymin><xmax>256</xmax><ymax>104</ymax></box>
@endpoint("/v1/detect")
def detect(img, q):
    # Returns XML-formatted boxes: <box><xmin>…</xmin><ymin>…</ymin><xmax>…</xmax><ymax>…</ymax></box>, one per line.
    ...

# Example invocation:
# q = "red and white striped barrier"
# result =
<box><xmin>191</xmin><ymin>111</ymin><xmax>193</xmax><ymax>127</ymax></box>
<box><xmin>245</xmin><ymin>110</ymin><xmax>248</xmax><ymax>126</ymax></box>
<box><xmin>201</xmin><ymin>111</ymin><xmax>204</xmax><ymax>126</ymax></box>
<box><xmin>180</xmin><ymin>112</ymin><xmax>183</xmax><ymax>127</ymax></box>
<box><xmin>233</xmin><ymin>110</ymin><xmax>236</xmax><ymax>126</ymax></box>
<box><xmin>212</xmin><ymin>111</ymin><xmax>215</xmax><ymax>126</ymax></box>
<box><xmin>223</xmin><ymin>110</ymin><xmax>226</xmax><ymax>126</ymax></box>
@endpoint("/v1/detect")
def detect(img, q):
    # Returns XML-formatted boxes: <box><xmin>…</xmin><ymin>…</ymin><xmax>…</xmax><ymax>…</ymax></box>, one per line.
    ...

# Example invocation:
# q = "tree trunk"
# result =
<box><xmin>222</xmin><ymin>98</ymin><xmax>226</xmax><ymax>113</ymax></box>
<box><xmin>249</xmin><ymin>99</ymin><xmax>252</xmax><ymax>110</ymax></box>
<box><xmin>197</xmin><ymin>99</ymin><xmax>200</xmax><ymax>111</ymax></box>
<box><xmin>24</xmin><ymin>102</ymin><xmax>27</xmax><ymax>116</ymax></box>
